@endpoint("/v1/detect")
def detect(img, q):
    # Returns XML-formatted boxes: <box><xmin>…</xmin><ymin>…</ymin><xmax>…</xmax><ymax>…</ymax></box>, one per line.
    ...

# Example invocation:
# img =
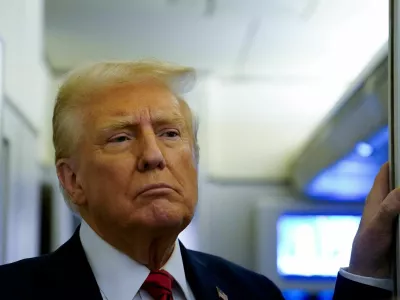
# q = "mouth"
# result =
<box><xmin>137</xmin><ymin>183</ymin><xmax>175</xmax><ymax>197</ymax></box>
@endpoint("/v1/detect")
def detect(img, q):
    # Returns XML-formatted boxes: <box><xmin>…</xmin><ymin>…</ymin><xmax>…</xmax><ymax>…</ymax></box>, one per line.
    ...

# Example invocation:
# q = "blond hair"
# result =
<box><xmin>52</xmin><ymin>60</ymin><xmax>199</xmax><ymax>212</ymax></box>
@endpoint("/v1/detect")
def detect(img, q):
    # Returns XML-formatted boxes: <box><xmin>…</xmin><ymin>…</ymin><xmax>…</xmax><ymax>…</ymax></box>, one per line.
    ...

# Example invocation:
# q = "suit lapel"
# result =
<box><xmin>45</xmin><ymin>227</ymin><xmax>103</xmax><ymax>300</ymax></box>
<box><xmin>179</xmin><ymin>241</ymin><xmax>223</xmax><ymax>300</ymax></box>
<box><xmin>45</xmin><ymin>230</ymin><xmax>225</xmax><ymax>300</ymax></box>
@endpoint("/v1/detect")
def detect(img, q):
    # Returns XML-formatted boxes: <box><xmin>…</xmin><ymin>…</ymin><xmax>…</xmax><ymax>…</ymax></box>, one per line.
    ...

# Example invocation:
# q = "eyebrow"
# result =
<box><xmin>99</xmin><ymin>113</ymin><xmax>186</xmax><ymax>133</ymax></box>
<box><xmin>99</xmin><ymin>119</ymin><xmax>134</xmax><ymax>133</ymax></box>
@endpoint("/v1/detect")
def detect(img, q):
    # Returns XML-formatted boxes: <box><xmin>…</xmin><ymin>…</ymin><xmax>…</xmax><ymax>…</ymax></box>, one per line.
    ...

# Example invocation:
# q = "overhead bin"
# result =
<box><xmin>289</xmin><ymin>45</ymin><xmax>389</xmax><ymax>202</ymax></box>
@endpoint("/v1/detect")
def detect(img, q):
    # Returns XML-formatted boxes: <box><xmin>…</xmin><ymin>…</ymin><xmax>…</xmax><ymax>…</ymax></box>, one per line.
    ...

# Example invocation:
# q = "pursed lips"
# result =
<box><xmin>136</xmin><ymin>183</ymin><xmax>175</xmax><ymax>197</ymax></box>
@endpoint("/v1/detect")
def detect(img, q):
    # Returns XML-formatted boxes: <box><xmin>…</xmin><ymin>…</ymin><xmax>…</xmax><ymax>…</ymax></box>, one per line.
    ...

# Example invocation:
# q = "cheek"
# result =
<box><xmin>82</xmin><ymin>156</ymin><xmax>135</xmax><ymax>198</ymax></box>
<box><xmin>168</xmin><ymin>146</ymin><xmax>198</xmax><ymax>195</ymax></box>
<box><xmin>173</xmin><ymin>144</ymin><xmax>196</xmax><ymax>169</ymax></box>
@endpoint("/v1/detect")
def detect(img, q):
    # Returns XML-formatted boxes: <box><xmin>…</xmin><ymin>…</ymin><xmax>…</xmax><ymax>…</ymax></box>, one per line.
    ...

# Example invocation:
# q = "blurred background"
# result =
<box><xmin>0</xmin><ymin>0</ymin><xmax>391</xmax><ymax>299</ymax></box>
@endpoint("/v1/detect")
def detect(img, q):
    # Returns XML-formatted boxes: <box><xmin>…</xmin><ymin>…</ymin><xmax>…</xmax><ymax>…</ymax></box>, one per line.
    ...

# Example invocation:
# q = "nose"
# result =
<box><xmin>137</xmin><ymin>131</ymin><xmax>166</xmax><ymax>172</ymax></box>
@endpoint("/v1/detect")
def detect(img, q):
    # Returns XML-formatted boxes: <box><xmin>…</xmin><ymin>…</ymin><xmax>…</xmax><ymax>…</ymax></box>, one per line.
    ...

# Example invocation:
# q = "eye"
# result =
<box><xmin>109</xmin><ymin>134</ymin><xmax>131</xmax><ymax>143</ymax></box>
<box><xmin>161</xmin><ymin>130</ymin><xmax>180</xmax><ymax>138</ymax></box>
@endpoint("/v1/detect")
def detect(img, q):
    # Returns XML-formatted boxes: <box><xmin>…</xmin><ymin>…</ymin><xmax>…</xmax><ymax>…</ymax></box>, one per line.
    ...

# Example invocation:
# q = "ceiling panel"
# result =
<box><xmin>243</xmin><ymin>16</ymin><xmax>330</xmax><ymax>78</ymax></box>
<box><xmin>310</xmin><ymin>0</ymin><xmax>386</xmax><ymax>24</ymax></box>
<box><xmin>46</xmin><ymin>12</ymin><xmax>249</xmax><ymax>72</ymax></box>
<box><xmin>245</xmin><ymin>0</ymin><xmax>388</xmax><ymax>80</ymax></box>
<box><xmin>213</xmin><ymin>0</ymin><xmax>309</xmax><ymax>16</ymax></box>
<box><xmin>46</xmin><ymin>0</ymin><xmax>312</xmax><ymax>20</ymax></box>
<box><xmin>46</xmin><ymin>0</ymin><xmax>206</xmax><ymax>19</ymax></box>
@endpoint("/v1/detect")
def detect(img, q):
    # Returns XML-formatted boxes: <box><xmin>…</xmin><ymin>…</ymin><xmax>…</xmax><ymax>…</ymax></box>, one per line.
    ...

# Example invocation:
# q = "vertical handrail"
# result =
<box><xmin>1</xmin><ymin>138</ymin><xmax>9</xmax><ymax>264</ymax></box>
<box><xmin>389</xmin><ymin>0</ymin><xmax>400</xmax><ymax>295</ymax></box>
<box><xmin>0</xmin><ymin>38</ymin><xmax>5</xmax><ymax>265</ymax></box>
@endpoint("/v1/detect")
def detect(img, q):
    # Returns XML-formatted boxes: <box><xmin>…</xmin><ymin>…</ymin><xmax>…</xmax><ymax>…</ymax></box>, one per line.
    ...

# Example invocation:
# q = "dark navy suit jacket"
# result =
<box><xmin>333</xmin><ymin>273</ymin><xmax>392</xmax><ymax>300</ymax></box>
<box><xmin>0</xmin><ymin>227</ymin><xmax>392</xmax><ymax>300</ymax></box>
<box><xmin>0</xmin><ymin>228</ymin><xmax>284</xmax><ymax>300</ymax></box>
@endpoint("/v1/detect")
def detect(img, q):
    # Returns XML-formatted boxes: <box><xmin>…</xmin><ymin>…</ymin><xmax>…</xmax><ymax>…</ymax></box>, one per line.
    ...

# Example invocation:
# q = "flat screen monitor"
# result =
<box><xmin>277</xmin><ymin>214</ymin><xmax>361</xmax><ymax>279</ymax></box>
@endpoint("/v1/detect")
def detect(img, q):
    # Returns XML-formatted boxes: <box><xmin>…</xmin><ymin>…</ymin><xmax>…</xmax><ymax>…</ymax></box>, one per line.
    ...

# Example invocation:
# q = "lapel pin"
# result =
<box><xmin>216</xmin><ymin>286</ymin><xmax>228</xmax><ymax>300</ymax></box>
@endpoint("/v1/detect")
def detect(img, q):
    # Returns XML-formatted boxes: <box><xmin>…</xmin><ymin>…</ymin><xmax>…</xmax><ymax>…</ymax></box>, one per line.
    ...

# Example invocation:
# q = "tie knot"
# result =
<box><xmin>142</xmin><ymin>270</ymin><xmax>174</xmax><ymax>299</ymax></box>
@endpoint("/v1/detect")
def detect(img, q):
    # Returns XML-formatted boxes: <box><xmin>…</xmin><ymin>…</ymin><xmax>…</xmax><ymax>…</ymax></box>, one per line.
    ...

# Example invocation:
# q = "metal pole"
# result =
<box><xmin>389</xmin><ymin>0</ymin><xmax>400</xmax><ymax>295</ymax></box>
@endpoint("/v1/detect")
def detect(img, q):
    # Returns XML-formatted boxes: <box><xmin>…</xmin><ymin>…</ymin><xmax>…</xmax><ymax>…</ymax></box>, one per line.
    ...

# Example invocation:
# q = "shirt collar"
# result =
<box><xmin>162</xmin><ymin>237</ymin><xmax>192</xmax><ymax>299</ymax></box>
<box><xmin>79</xmin><ymin>220</ymin><xmax>192</xmax><ymax>300</ymax></box>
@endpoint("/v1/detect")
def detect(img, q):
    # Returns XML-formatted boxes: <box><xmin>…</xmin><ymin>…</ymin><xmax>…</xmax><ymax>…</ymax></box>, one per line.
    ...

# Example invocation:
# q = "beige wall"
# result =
<box><xmin>0</xmin><ymin>0</ymin><xmax>52</xmax><ymax>164</ymax></box>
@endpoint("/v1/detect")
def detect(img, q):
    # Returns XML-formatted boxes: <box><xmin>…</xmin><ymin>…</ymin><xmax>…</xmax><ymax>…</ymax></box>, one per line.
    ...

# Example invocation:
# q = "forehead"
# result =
<box><xmin>85</xmin><ymin>82</ymin><xmax>183</xmax><ymax>124</ymax></box>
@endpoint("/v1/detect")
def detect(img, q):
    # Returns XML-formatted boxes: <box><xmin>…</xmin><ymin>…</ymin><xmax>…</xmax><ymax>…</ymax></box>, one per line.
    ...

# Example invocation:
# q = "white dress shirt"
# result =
<box><xmin>339</xmin><ymin>268</ymin><xmax>393</xmax><ymax>291</ymax></box>
<box><xmin>80</xmin><ymin>221</ymin><xmax>196</xmax><ymax>300</ymax></box>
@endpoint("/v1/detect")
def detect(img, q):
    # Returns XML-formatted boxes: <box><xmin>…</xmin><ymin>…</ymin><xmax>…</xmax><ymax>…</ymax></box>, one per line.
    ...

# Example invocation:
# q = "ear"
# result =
<box><xmin>56</xmin><ymin>159</ymin><xmax>86</xmax><ymax>206</ymax></box>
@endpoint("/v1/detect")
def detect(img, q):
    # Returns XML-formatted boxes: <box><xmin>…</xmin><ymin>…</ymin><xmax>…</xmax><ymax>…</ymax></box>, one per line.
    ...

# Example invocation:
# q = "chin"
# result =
<box><xmin>149</xmin><ymin>209</ymin><xmax>187</xmax><ymax>227</ymax></box>
<box><xmin>147</xmin><ymin>217</ymin><xmax>184</xmax><ymax>230</ymax></box>
<box><xmin>144</xmin><ymin>200</ymin><xmax>191</xmax><ymax>229</ymax></box>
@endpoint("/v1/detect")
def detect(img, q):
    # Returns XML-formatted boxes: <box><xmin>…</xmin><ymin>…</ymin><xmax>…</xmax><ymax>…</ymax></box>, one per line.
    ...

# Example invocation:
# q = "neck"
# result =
<box><xmin>145</xmin><ymin>236</ymin><xmax>177</xmax><ymax>270</ymax></box>
<box><xmin>82</xmin><ymin>216</ymin><xmax>179</xmax><ymax>270</ymax></box>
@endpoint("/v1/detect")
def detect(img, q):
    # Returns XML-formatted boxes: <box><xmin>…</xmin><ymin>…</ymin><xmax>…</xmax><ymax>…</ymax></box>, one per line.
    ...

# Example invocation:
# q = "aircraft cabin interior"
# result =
<box><xmin>0</xmin><ymin>0</ymin><xmax>392</xmax><ymax>299</ymax></box>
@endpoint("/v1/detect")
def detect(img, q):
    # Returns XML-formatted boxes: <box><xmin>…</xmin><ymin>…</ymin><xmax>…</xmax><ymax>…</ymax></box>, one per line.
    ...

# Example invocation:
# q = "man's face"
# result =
<box><xmin>71</xmin><ymin>81</ymin><xmax>198</xmax><ymax>232</ymax></box>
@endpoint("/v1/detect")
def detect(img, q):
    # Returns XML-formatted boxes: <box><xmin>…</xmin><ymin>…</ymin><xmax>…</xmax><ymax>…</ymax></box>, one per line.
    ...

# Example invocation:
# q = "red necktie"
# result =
<box><xmin>141</xmin><ymin>270</ymin><xmax>174</xmax><ymax>300</ymax></box>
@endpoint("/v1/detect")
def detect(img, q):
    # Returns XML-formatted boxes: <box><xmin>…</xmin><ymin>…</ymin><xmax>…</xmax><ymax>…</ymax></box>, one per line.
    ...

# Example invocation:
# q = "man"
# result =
<box><xmin>0</xmin><ymin>60</ymin><xmax>284</xmax><ymax>300</ymax></box>
<box><xmin>0</xmin><ymin>60</ymin><xmax>396</xmax><ymax>300</ymax></box>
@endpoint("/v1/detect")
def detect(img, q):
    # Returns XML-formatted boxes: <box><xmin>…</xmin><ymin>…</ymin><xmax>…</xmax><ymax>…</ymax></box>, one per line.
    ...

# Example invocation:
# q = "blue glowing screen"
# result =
<box><xmin>305</xmin><ymin>126</ymin><xmax>388</xmax><ymax>201</ymax></box>
<box><xmin>282</xmin><ymin>290</ymin><xmax>334</xmax><ymax>300</ymax></box>
<box><xmin>277</xmin><ymin>214</ymin><xmax>361</xmax><ymax>278</ymax></box>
